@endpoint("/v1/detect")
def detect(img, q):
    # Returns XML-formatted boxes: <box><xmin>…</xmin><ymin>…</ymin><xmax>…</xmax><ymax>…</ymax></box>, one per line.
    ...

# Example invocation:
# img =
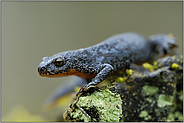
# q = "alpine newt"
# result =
<box><xmin>38</xmin><ymin>32</ymin><xmax>177</xmax><ymax>95</ymax></box>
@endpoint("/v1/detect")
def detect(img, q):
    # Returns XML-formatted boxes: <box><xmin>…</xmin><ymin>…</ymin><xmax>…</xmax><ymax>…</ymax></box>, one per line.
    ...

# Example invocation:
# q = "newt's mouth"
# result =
<box><xmin>39</xmin><ymin>72</ymin><xmax>75</xmax><ymax>77</ymax></box>
<box><xmin>38</xmin><ymin>67</ymin><xmax>97</xmax><ymax>79</ymax></box>
<box><xmin>38</xmin><ymin>67</ymin><xmax>79</xmax><ymax>77</ymax></box>
<box><xmin>39</xmin><ymin>72</ymin><xmax>59</xmax><ymax>76</ymax></box>
<box><xmin>38</xmin><ymin>67</ymin><xmax>62</xmax><ymax>77</ymax></box>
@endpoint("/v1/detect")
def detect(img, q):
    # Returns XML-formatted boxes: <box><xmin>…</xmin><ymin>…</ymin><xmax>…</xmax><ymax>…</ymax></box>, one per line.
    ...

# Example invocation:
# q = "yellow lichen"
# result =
<box><xmin>171</xmin><ymin>63</ymin><xmax>179</xmax><ymax>69</ymax></box>
<box><xmin>142</xmin><ymin>62</ymin><xmax>154</xmax><ymax>70</ymax></box>
<box><xmin>126</xmin><ymin>69</ymin><xmax>133</xmax><ymax>75</ymax></box>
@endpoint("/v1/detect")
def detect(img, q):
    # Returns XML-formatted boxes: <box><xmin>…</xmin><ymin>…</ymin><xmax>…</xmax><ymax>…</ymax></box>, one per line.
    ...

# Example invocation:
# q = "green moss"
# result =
<box><xmin>70</xmin><ymin>88</ymin><xmax>123</xmax><ymax>122</ymax></box>
<box><xmin>70</xmin><ymin>109</ymin><xmax>89</xmax><ymax>122</ymax></box>
<box><xmin>174</xmin><ymin>111</ymin><xmax>183</xmax><ymax>121</ymax></box>
<box><xmin>145</xmin><ymin>97</ymin><xmax>153</xmax><ymax>103</ymax></box>
<box><xmin>142</xmin><ymin>85</ymin><xmax>159</xmax><ymax>96</ymax></box>
<box><xmin>139</xmin><ymin>111</ymin><xmax>148</xmax><ymax>117</ymax></box>
<box><xmin>147</xmin><ymin>115</ymin><xmax>151</xmax><ymax>120</ymax></box>
<box><xmin>157</xmin><ymin>94</ymin><xmax>173</xmax><ymax>108</ymax></box>
<box><xmin>167</xmin><ymin>111</ymin><xmax>183</xmax><ymax>121</ymax></box>
<box><xmin>167</xmin><ymin>113</ymin><xmax>175</xmax><ymax>121</ymax></box>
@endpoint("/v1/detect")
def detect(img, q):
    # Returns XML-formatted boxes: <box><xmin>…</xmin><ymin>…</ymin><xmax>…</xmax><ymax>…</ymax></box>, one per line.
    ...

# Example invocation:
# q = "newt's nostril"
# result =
<box><xmin>42</xmin><ymin>57</ymin><xmax>49</xmax><ymax>61</ymax></box>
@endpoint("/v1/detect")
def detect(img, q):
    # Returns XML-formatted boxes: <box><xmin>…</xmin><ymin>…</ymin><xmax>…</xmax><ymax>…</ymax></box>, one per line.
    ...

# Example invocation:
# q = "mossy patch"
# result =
<box><xmin>139</xmin><ymin>111</ymin><xmax>148</xmax><ymax>117</ymax></box>
<box><xmin>167</xmin><ymin>111</ymin><xmax>183</xmax><ymax>121</ymax></box>
<box><xmin>157</xmin><ymin>94</ymin><xmax>173</xmax><ymax>108</ymax></box>
<box><xmin>142</xmin><ymin>85</ymin><xmax>159</xmax><ymax>96</ymax></box>
<box><xmin>69</xmin><ymin>88</ymin><xmax>123</xmax><ymax>122</ymax></box>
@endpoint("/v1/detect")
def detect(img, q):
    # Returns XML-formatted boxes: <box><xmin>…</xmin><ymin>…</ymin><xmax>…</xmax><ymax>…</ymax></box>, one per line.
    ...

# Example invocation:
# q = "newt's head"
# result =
<box><xmin>38</xmin><ymin>51</ymin><xmax>96</xmax><ymax>79</ymax></box>
<box><xmin>38</xmin><ymin>52</ymin><xmax>77</xmax><ymax>77</ymax></box>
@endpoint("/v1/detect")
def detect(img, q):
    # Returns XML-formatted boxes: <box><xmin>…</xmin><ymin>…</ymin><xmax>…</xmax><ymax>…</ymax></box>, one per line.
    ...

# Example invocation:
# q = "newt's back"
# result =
<box><xmin>82</xmin><ymin>32</ymin><xmax>154</xmax><ymax>71</ymax></box>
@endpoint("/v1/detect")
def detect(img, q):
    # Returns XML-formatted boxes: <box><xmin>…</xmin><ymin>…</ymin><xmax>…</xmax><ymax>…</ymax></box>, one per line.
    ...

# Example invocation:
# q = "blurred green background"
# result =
<box><xmin>2</xmin><ymin>1</ymin><xmax>183</xmax><ymax>121</ymax></box>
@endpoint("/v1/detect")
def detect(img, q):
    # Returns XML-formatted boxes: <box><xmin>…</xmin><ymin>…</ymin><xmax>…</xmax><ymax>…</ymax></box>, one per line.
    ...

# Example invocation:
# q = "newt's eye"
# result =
<box><xmin>54</xmin><ymin>57</ymin><xmax>65</xmax><ymax>67</ymax></box>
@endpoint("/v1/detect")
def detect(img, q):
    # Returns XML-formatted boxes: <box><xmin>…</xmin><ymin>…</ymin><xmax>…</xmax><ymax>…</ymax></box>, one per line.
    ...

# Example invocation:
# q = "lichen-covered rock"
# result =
<box><xmin>118</xmin><ymin>55</ymin><xmax>183</xmax><ymax>122</ymax></box>
<box><xmin>63</xmin><ymin>55</ymin><xmax>183</xmax><ymax>122</ymax></box>
<box><xmin>63</xmin><ymin>88</ymin><xmax>122</xmax><ymax>122</ymax></box>
<box><xmin>166</xmin><ymin>56</ymin><xmax>183</xmax><ymax>121</ymax></box>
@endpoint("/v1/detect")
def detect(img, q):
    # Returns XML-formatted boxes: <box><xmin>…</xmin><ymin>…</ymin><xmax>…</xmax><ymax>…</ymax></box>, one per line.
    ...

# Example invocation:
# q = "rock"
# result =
<box><xmin>63</xmin><ymin>55</ymin><xmax>183</xmax><ymax>122</ymax></box>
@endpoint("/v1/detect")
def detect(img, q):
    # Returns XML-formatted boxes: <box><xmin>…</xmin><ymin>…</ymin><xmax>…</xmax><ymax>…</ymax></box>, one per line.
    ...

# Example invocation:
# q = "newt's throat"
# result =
<box><xmin>39</xmin><ymin>69</ymin><xmax>96</xmax><ymax>79</ymax></box>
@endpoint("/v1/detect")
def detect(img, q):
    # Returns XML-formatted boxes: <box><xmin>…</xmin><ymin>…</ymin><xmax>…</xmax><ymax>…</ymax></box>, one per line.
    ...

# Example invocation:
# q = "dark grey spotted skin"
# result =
<box><xmin>38</xmin><ymin>32</ymin><xmax>176</xmax><ymax>94</ymax></box>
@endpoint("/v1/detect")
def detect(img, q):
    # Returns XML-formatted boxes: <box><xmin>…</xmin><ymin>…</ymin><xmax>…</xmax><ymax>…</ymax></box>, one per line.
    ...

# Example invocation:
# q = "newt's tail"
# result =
<box><xmin>43</xmin><ymin>76</ymin><xmax>87</xmax><ymax>111</ymax></box>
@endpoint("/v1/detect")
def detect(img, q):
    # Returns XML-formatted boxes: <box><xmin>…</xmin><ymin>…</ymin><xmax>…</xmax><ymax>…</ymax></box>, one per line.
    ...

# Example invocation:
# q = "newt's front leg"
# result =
<box><xmin>76</xmin><ymin>64</ymin><xmax>114</xmax><ymax>95</ymax></box>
